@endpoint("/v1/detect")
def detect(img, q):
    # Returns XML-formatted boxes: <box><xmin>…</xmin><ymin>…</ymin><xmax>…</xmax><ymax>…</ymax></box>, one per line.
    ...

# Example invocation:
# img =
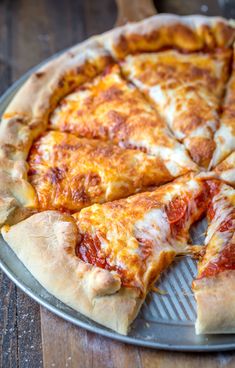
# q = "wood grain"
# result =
<box><xmin>156</xmin><ymin>0</ymin><xmax>221</xmax><ymax>16</ymax></box>
<box><xmin>1</xmin><ymin>1</ymin><xmax>235</xmax><ymax>367</ymax></box>
<box><xmin>41</xmin><ymin>308</ymin><xmax>235</xmax><ymax>368</ymax></box>
<box><xmin>84</xmin><ymin>0</ymin><xmax>116</xmax><ymax>37</ymax></box>
<box><xmin>0</xmin><ymin>1</ymin><xmax>18</xmax><ymax>367</ymax></box>
<box><xmin>0</xmin><ymin>272</ymin><xmax>17</xmax><ymax>368</ymax></box>
<box><xmin>115</xmin><ymin>0</ymin><xmax>156</xmax><ymax>26</ymax></box>
<box><xmin>41</xmin><ymin>308</ymin><xmax>142</xmax><ymax>368</ymax></box>
<box><xmin>16</xmin><ymin>290</ymin><xmax>42</xmax><ymax>368</ymax></box>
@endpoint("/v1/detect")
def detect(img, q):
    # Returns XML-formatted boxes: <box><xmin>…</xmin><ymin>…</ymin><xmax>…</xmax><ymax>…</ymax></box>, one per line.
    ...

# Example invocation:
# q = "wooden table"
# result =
<box><xmin>1</xmin><ymin>1</ymin><xmax>235</xmax><ymax>367</ymax></box>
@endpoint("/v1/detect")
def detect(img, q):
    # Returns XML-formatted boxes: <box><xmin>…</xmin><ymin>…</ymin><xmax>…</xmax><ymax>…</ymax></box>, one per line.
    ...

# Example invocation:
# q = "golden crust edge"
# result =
<box><xmin>193</xmin><ymin>270</ymin><xmax>235</xmax><ymax>334</ymax></box>
<box><xmin>2</xmin><ymin>14</ymin><xmax>235</xmax><ymax>137</ymax></box>
<box><xmin>0</xmin><ymin>12</ymin><xmax>235</xmax><ymax>335</ymax></box>
<box><xmin>102</xmin><ymin>13</ymin><xmax>235</xmax><ymax>58</ymax></box>
<box><xmin>1</xmin><ymin>210</ymin><xmax>143</xmax><ymax>335</ymax></box>
<box><xmin>0</xmin><ymin>39</ymin><xmax>112</xmax><ymax>225</ymax></box>
<box><xmin>4</xmin><ymin>14</ymin><xmax>234</xmax><ymax>145</ymax></box>
<box><xmin>0</xmin><ymin>14</ymin><xmax>234</xmax><ymax>226</ymax></box>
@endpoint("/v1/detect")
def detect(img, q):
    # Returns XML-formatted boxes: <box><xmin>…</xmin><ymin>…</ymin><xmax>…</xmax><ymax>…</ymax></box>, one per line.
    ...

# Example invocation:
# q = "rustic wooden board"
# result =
<box><xmin>156</xmin><ymin>0</ymin><xmax>221</xmax><ymax>15</ymax></box>
<box><xmin>0</xmin><ymin>2</ymin><xmax>19</xmax><ymax>367</ymax></box>
<box><xmin>41</xmin><ymin>308</ymin><xmax>235</xmax><ymax>368</ymax></box>
<box><xmin>1</xmin><ymin>0</ymin><xmax>235</xmax><ymax>367</ymax></box>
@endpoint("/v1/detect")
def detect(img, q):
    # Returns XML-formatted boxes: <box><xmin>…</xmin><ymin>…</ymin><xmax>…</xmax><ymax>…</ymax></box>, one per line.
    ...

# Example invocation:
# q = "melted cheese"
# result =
<box><xmin>205</xmin><ymin>186</ymin><xmax>235</xmax><ymax>244</ymax></box>
<box><xmin>49</xmin><ymin>63</ymin><xmax>196</xmax><ymax>176</ymax></box>
<box><xmin>28</xmin><ymin>130</ymin><xmax>176</xmax><ymax>212</ymax></box>
<box><xmin>211</xmin><ymin>120</ymin><xmax>235</xmax><ymax>168</ymax></box>
<box><xmin>198</xmin><ymin>183</ymin><xmax>235</xmax><ymax>276</ymax></box>
<box><xmin>73</xmin><ymin>175</ymin><xmax>207</xmax><ymax>292</ymax></box>
<box><xmin>134</xmin><ymin>208</ymin><xmax>170</xmax><ymax>245</ymax></box>
<box><xmin>214</xmin><ymin>151</ymin><xmax>235</xmax><ymax>187</ymax></box>
<box><xmin>122</xmin><ymin>49</ymin><xmax>231</xmax><ymax>168</ymax></box>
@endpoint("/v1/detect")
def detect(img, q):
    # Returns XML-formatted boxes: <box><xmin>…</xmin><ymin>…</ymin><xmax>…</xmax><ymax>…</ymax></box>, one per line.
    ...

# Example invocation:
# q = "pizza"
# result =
<box><xmin>27</xmin><ymin>130</ymin><xmax>175</xmax><ymax>212</ymax></box>
<box><xmin>49</xmin><ymin>63</ymin><xmax>196</xmax><ymax>176</ymax></box>
<box><xmin>0</xmin><ymin>14</ymin><xmax>235</xmax><ymax>337</ymax></box>
<box><xmin>2</xmin><ymin>174</ymin><xmax>210</xmax><ymax>334</ymax></box>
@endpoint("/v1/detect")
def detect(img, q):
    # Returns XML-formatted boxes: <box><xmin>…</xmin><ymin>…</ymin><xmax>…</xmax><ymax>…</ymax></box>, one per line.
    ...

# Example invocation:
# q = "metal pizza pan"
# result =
<box><xmin>0</xmin><ymin>54</ymin><xmax>235</xmax><ymax>352</ymax></box>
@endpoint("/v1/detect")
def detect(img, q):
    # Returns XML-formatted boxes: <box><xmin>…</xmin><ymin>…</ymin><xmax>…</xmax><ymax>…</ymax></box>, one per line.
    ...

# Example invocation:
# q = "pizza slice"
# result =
<box><xmin>27</xmin><ymin>130</ymin><xmax>175</xmax><ymax>212</ymax></box>
<box><xmin>193</xmin><ymin>180</ymin><xmax>235</xmax><ymax>334</ymax></box>
<box><xmin>121</xmin><ymin>49</ymin><xmax>231</xmax><ymax>168</ymax></box>
<box><xmin>2</xmin><ymin>174</ymin><xmax>209</xmax><ymax>334</ymax></box>
<box><xmin>49</xmin><ymin>63</ymin><xmax>196</xmax><ymax>177</ymax></box>
<box><xmin>73</xmin><ymin>174</ymin><xmax>209</xmax><ymax>294</ymax></box>
<box><xmin>210</xmin><ymin>46</ymin><xmax>235</xmax><ymax>168</ymax></box>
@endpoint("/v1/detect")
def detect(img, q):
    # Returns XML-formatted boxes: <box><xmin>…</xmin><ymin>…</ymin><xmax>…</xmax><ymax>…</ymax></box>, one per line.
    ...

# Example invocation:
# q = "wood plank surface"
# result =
<box><xmin>0</xmin><ymin>2</ymin><xmax>19</xmax><ymax>367</ymax></box>
<box><xmin>1</xmin><ymin>1</ymin><xmax>235</xmax><ymax>367</ymax></box>
<box><xmin>41</xmin><ymin>308</ymin><xmax>235</xmax><ymax>368</ymax></box>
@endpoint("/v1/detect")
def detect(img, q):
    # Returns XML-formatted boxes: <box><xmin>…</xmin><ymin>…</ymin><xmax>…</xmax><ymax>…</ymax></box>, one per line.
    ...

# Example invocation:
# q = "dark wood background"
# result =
<box><xmin>1</xmin><ymin>1</ymin><xmax>235</xmax><ymax>367</ymax></box>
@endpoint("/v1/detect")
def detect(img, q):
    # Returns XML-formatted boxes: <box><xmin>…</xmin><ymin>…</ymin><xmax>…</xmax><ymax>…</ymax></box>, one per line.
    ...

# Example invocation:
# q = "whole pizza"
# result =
<box><xmin>0</xmin><ymin>14</ymin><xmax>235</xmax><ymax>335</ymax></box>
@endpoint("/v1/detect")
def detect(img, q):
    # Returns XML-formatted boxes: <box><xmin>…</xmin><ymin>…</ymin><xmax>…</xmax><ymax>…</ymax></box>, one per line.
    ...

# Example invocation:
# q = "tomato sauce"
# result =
<box><xmin>219</xmin><ymin>218</ymin><xmax>234</xmax><ymax>232</ymax></box>
<box><xmin>194</xmin><ymin>189</ymin><xmax>208</xmax><ymax>210</ymax></box>
<box><xmin>207</xmin><ymin>202</ymin><xmax>215</xmax><ymax>222</ymax></box>
<box><xmin>76</xmin><ymin>233</ymin><xmax>107</xmax><ymax>269</ymax></box>
<box><xmin>165</xmin><ymin>189</ymin><xmax>209</xmax><ymax>238</ymax></box>
<box><xmin>136</xmin><ymin>237</ymin><xmax>153</xmax><ymax>261</ymax></box>
<box><xmin>76</xmin><ymin>233</ymin><xmax>133</xmax><ymax>288</ymax></box>
<box><xmin>205</xmin><ymin>179</ymin><xmax>221</xmax><ymax>221</ymax></box>
<box><xmin>198</xmin><ymin>180</ymin><xmax>235</xmax><ymax>279</ymax></box>
<box><xmin>165</xmin><ymin>196</ymin><xmax>188</xmax><ymax>224</ymax></box>
<box><xmin>205</xmin><ymin>180</ymin><xmax>221</xmax><ymax>197</ymax></box>
<box><xmin>200</xmin><ymin>242</ymin><xmax>235</xmax><ymax>278</ymax></box>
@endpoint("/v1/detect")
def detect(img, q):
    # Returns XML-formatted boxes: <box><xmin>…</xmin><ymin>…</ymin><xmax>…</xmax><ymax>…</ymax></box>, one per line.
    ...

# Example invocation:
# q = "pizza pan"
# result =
<box><xmin>0</xmin><ymin>54</ymin><xmax>235</xmax><ymax>352</ymax></box>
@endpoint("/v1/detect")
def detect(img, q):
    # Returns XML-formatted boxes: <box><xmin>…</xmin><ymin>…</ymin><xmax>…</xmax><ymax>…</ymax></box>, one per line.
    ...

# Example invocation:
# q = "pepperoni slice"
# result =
<box><xmin>207</xmin><ymin>202</ymin><xmax>215</xmax><ymax>221</ymax></box>
<box><xmin>166</xmin><ymin>196</ymin><xmax>188</xmax><ymax>224</ymax></box>
<box><xmin>200</xmin><ymin>242</ymin><xmax>235</xmax><ymax>278</ymax></box>
<box><xmin>205</xmin><ymin>180</ymin><xmax>221</xmax><ymax>197</ymax></box>
<box><xmin>219</xmin><ymin>218</ymin><xmax>233</xmax><ymax>232</ymax></box>
<box><xmin>76</xmin><ymin>233</ymin><xmax>107</xmax><ymax>269</ymax></box>
<box><xmin>76</xmin><ymin>233</ymin><xmax>132</xmax><ymax>287</ymax></box>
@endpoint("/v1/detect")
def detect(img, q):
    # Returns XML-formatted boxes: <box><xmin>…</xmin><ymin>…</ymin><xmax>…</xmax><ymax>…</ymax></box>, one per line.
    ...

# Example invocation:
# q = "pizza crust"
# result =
<box><xmin>3</xmin><ymin>15</ymin><xmax>233</xmax><ymax>138</ymax></box>
<box><xmin>1</xmin><ymin>211</ymin><xmax>143</xmax><ymax>334</ymax></box>
<box><xmin>193</xmin><ymin>271</ymin><xmax>235</xmax><ymax>334</ymax></box>
<box><xmin>1</xmin><ymin>40</ymin><xmax>111</xmax><ymax>161</ymax></box>
<box><xmin>0</xmin><ymin>14</ymin><xmax>234</xmax><ymax>227</ymax></box>
<box><xmin>0</xmin><ymin>40</ymin><xmax>111</xmax><ymax>226</ymax></box>
<box><xmin>0</xmin><ymin>13</ymin><xmax>235</xmax><ymax>335</ymax></box>
<box><xmin>103</xmin><ymin>14</ymin><xmax>235</xmax><ymax>59</ymax></box>
<box><xmin>0</xmin><ymin>157</ymin><xmax>37</xmax><ymax>226</ymax></box>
